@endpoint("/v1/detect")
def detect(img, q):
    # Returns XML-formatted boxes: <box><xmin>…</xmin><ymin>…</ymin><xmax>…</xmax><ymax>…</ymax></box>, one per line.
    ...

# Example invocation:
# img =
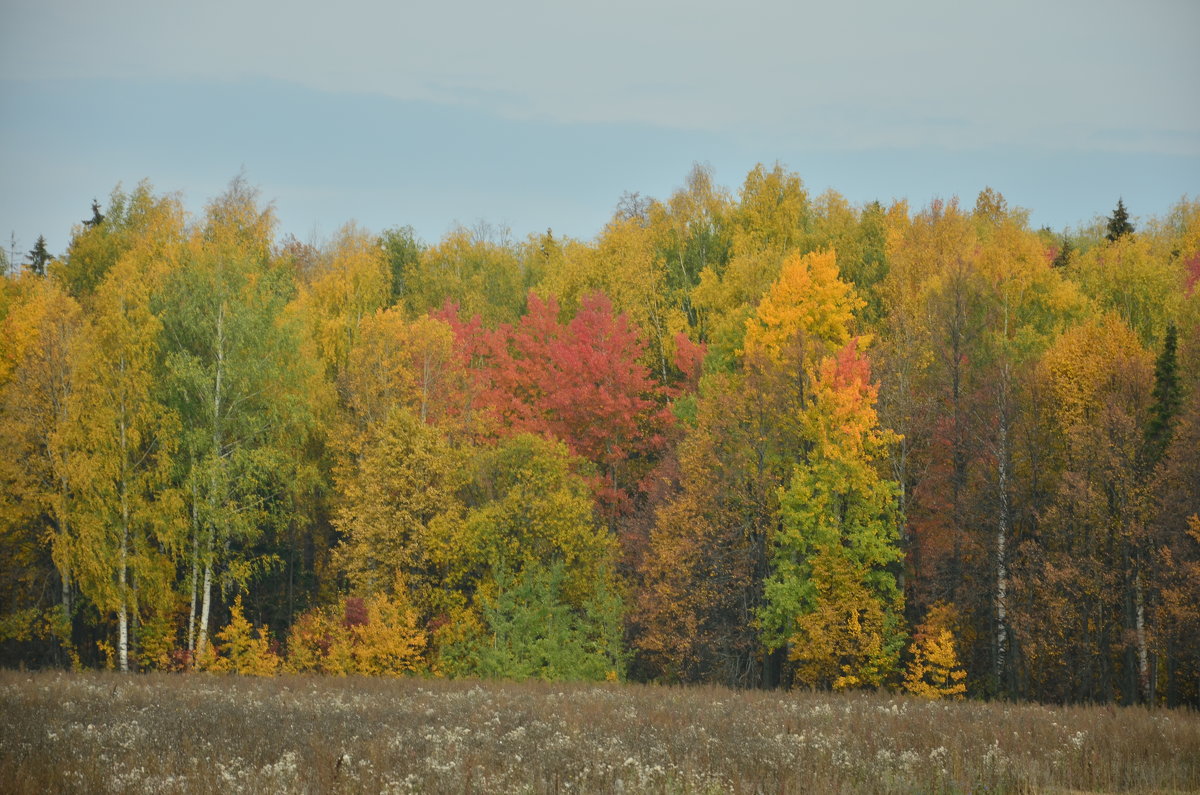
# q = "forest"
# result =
<box><xmin>1</xmin><ymin>164</ymin><xmax>1197</xmax><ymax>707</ymax></box>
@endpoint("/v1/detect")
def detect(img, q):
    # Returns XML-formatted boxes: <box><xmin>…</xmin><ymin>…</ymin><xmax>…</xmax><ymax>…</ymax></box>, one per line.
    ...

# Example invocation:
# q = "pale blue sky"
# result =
<box><xmin>2</xmin><ymin>0</ymin><xmax>1197</xmax><ymax>259</ymax></box>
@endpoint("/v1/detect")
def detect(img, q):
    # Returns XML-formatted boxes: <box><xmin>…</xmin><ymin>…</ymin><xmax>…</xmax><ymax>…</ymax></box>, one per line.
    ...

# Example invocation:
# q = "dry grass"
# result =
<box><xmin>1</xmin><ymin>671</ymin><xmax>1197</xmax><ymax>793</ymax></box>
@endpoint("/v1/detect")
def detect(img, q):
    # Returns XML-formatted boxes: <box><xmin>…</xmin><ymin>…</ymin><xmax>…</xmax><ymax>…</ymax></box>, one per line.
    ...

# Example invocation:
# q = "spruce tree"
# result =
<box><xmin>25</xmin><ymin>235</ymin><xmax>50</xmax><ymax>276</ymax></box>
<box><xmin>84</xmin><ymin>199</ymin><xmax>105</xmax><ymax>228</ymax></box>
<box><xmin>1145</xmin><ymin>323</ymin><xmax>1181</xmax><ymax>468</ymax></box>
<box><xmin>1052</xmin><ymin>238</ymin><xmax>1074</xmax><ymax>268</ymax></box>
<box><xmin>1106</xmin><ymin>199</ymin><xmax>1134</xmax><ymax>241</ymax></box>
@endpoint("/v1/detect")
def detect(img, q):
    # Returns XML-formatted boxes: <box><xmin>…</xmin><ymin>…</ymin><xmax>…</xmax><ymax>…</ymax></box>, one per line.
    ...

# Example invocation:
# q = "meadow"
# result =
<box><xmin>1</xmin><ymin>670</ymin><xmax>1197</xmax><ymax>793</ymax></box>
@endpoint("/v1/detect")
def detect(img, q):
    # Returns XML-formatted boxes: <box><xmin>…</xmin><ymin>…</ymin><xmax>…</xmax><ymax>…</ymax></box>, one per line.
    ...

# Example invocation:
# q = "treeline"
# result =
<box><xmin>1</xmin><ymin>167</ymin><xmax>1197</xmax><ymax>706</ymax></box>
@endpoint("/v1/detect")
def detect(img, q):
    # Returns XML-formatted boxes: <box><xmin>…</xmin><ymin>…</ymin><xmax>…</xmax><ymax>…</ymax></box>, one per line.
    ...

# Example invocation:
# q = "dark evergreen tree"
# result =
<box><xmin>25</xmin><ymin>235</ymin><xmax>50</xmax><ymax>276</ymax></box>
<box><xmin>1145</xmin><ymin>323</ymin><xmax>1181</xmax><ymax>468</ymax></box>
<box><xmin>83</xmin><ymin>199</ymin><xmax>105</xmax><ymax>228</ymax></box>
<box><xmin>1106</xmin><ymin>199</ymin><xmax>1134</xmax><ymax>242</ymax></box>
<box><xmin>1051</xmin><ymin>238</ymin><xmax>1074</xmax><ymax>268</ymax></box>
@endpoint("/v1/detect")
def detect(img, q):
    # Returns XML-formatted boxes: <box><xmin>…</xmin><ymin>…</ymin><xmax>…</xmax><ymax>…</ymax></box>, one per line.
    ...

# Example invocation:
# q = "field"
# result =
<box><xmin>1</xmin><ymin>671</ymin><xmax>1198</xmax><ymax>794</ymax></box>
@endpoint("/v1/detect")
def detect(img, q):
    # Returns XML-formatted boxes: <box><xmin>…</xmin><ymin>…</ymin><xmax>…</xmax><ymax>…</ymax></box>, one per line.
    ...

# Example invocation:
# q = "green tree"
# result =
<box><xmin>25</xmin><ymin>236</ymin><xmax>50</xmax><ymax>277</ymax></box>
<box><xmin>428</xmin><ymin>435</ymin><xmax>620</xmax><ymax>673</ymax></box>
<box><xmin>760</xmin><ymin>343</ymin><xmax>906</xmax><ymax>688</ymax></box>
<box><xmin>1145</xmin><ymin>323</ymin><xmax>1182</xmax><ymax>468</ymax></box>
<box><xmin>379</xmin><ymin>225</ymin><xmax>423</xmax><ymax>306</ymax></box>
<box><xmin>1107</xmin><ymin>199</ymin><xmax>1134</xmax><ymax>242</ymax></box>
<box><xmin>460</xmin><ymin>560</ymin><xmax>625</xmax><ymax>682</ymax></box>
<box><xmin>161</xmin><ymin>177</ymin><xmax>313</xmax><ymax>658</ymax></box>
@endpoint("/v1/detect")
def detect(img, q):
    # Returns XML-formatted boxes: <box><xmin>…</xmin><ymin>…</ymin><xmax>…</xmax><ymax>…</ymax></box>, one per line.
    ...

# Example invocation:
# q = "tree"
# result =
<box><xmin>161</xmin><ymin>177</ymin><xmax>314</xmax><ymax>658</ymax></box>
<box><xmin>0</xmin><ymin>275</ymin><xmax>83</xmax><ymax>665</ymax></box>
<box><xmin>1051</xmin><ymin>238</ymin><xmax>1074</xmax><ymax>269</ymax></box>
<box><xmin>457</xmin><ymin>560</ymin><xmax>625</xmax><ymax>682</ymax></box>
<box><xmin>742</xmin><ymin>248</ymin><xmax>863</xmax><ymax>370</ymax></box>
<box><xmin>205</xmin><ymin>595</ymin><xmax>281</xmax><ymax>675</ymax></box>
<box><xmin>285</xmin><ymin>589</ymin><xmax>426</xmax><ymax>676</ymax></box>
<box><xmin>903</xmin><ymin>603</ymin><xmax>967</xmax><ymax>698</ymax></box>
<box><xmin>1012</xmin><ymin>316</ymin><xmax>1154</xmax><ymax>702</ymax></box>
<box><xmin>84</xmin><ymin>200</ymin><xmax>105</xmax><ymax>229</ymax></box>
<box><xmin>441</xmin><ymin>292</ymin><xmax>674</xmax><ymax>516</ymax></box>
<box><xmin>343</xmin><ymin>309</ymin><xmax>462</xmax><ymax>431</ymax></box>
<box><xmin>288</xmin><ymin>223</ymin><xmax>391</xmax><ymax>384</ymax></box>
<box><xmin>58</xmin><ymin>229</ymin><xmax>182</xmax><ymax>673</ymax></box>
<box><xmin>1107</xmin><ymin>199</ymin><xmax>1134</xmax><ymax>242</ymax></box>
<box><xmin>634</xmin><ymin>369</ymin><xmax>785</xmax><ymax>687</ymax></box>
<box><xmin>25</xmin><ymin>236</ymin><xmax>50</xmax><ymax>277</ymax></box>
<box><xmin>426</xmin><ymin>435</ymin><xmax>621</xmax><ymax>673</ymax></box>
<box><xmin>1145</xmin><ymin>324</ymin><xmax>1182</xmax><ymax>468</ymax></box>
<box><xmin>405</xmin><ymin>224</ymin><xmax>526</xmax><ymax>326</ymax></box>
<box><xmin>54</xmin><ymin>182</ymin><xmax>179</xmax><ymax>298</ymax></box>
<box><xmin>760</xmin><ymin>342</ymin><xmax>906</xmax><ymax>689</ymax></box>
<box><xmin>379</xmin><ymin>225</ymin><xmax>423</xmax><ymax>306</ymax></box>
<box><xmin>333</xmin><ymin>407</ymin><xmax>461</xmax><ymax>604</ymax></box>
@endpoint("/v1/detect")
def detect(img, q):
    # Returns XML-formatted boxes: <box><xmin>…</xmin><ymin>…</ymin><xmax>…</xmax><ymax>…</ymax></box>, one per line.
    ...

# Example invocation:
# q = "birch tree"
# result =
<box><xmin>162</xmin><ymin>178</ymin><xmax>310</xmax><ymax>658</ymax></box>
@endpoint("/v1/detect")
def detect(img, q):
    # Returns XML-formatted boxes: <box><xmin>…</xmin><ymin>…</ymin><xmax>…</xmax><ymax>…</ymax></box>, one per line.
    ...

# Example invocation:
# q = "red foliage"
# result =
<box><xmin>1185</xmin><ymin>251</ymin><xmax>1200</xmax><ymax>296</ymax></box>
<box><xmin>829</xmin><ymin>339</ymin><xmax>872</xmax><ymax>394</ymax></box>
<box><xmin>438</xmin><ymin>291</ymin><xmax>675</xmax><ymax>514</ymax></box>
<box><xmin>673</xmin><ymin>332</ymin><xmax>707</xmax><ymax>388</ymax></box>
<box><xmin>343</xmin><ymin>596</ymin><xmax>369</xmax><ymax>629</ymax></box>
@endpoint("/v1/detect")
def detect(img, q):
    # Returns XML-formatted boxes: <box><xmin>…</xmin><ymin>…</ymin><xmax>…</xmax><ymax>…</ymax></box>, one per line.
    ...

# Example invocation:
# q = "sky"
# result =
<box><xmin>1</xmin><ymin>0</ymin><xmax>1198</xmax><ymax>260</ymax></box>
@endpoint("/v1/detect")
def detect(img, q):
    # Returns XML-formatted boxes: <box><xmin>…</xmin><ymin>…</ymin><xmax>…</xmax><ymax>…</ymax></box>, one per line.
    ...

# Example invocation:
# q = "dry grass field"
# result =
<box><xmin>1</xmin><ymin>670</ymin><xmax>1197</xmax><ymax>793</ymax></box>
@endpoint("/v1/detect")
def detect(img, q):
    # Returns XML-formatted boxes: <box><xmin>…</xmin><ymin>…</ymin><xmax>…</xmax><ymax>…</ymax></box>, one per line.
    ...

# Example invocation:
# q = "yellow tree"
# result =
<box><xmin>288</xmin><ymin>222</ymin><xmax>391</xmax><ymax>384</ymax></box>
<box><xmin>52</xmin><ymin>182</ymin><xmax>181</xmax><ymax>299</ymax></box>
<box><xmin>0</xmin><ymin>274</ymin><xmax>82</xmax><ymax>661</ymax></box>
<box><xmin>59</xmin><ymin>229</ymin><xmax>183</xmax><ymax>672</ymax></box>
<box><xmin>742</xmin><ymin>248</ymin><xmax>863</xmax><ymax>371</ymax></box>
<box><xmin>406</xmin><ymin>224</ymin><xmax>527</xmax><ymax>326</ymax></box>
<box><xmin>691</xmin><ymin>163</ymin><xmax>810</xmax><ymax>360</ymax></box>
<box><xmin>333</xmin><ymin>407</ymin><xmax>462</xmax><ymax>606</ymax></box>
<box><xmin>1070</xmin><ymin>231</ymin><xmax>1182</xmax><ymax>347</ymax></box>
<box><xmin>1013</xmin><ymin>315</ymin><xmax>1154</xmax><ymax>702</ymax></box>
<box><xmin>903</xmin><ymin>602</ymin><xmax>967</xmax><ymax>698</ymax></box>
<box><xmin>343</xmin><ymin>308</ymin><xmax>463</xmax><ymax>433</ymax></box>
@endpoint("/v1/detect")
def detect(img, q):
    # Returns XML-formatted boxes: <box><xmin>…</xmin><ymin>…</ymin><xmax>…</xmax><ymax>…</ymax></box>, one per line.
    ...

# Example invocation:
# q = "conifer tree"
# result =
<box><xmin>1051</xmin><ymin>238</ymin><xmax>1074</xmax><ymax>268</ymax></box>
<box><xmin>1145</xmin><ymin>323</ymin><xmax>1181</xmax><ymax>469</ymax></box>
<box><xmin>25</xmin><ymin>236</ymin><xmax>50</xmax><ymax>276</ymax></box>
<box><xmin>1106</xmin><ymin>199</ymin><xmax>1134</xmax><ymax>241</ymax></box>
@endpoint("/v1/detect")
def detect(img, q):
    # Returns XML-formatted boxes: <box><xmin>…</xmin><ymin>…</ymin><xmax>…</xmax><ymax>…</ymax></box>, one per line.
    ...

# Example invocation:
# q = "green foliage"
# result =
<box><xmin>25</xmin><ymin>235</ymin><xmax>50</xmax><ymax>277</ymax></box>
<box><xmin>1145</xmin><ymin>323</ymin><xmax>1182</xmax><ymax>468</ymax></box>
<box><xmin>379</xmin><ymin>225</ymin><xmax>424</xmax><ymax>306</ymax></box>
<box><xmin>1106</xmin><ymin>198</ymin><xmax>1134</xmax><ymax>242</ymax></box>
<box><xmin>450</xmin><ymin>561</ymin><xmax>625</xmax><ymax>682</ymax></box>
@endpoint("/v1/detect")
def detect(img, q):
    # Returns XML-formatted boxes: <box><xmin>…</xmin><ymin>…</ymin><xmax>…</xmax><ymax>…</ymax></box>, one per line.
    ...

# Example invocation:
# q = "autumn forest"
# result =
<box><xmin>1</xmin><ymin>165</ymin><xmax>1197</xmax><ymax>707</ymax></box>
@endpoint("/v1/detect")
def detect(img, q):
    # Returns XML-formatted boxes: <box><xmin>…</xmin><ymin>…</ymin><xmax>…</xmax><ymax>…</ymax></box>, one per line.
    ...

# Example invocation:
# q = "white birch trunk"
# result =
<box><xmin>1136</xmin><ymin>570</ymin><xmax>1149</xmax><ymax>702</ymax></box>
<box><xmin>197</xmin><ymin>303</ymin><xmax>225</xmax><ymax>659</ymax></box>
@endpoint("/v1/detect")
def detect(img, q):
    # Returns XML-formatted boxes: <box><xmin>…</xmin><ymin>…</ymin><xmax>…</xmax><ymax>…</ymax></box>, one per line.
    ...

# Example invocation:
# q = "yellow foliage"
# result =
<box><xmin>903</xmin><ymin>603</ymin><xmax>967</xmax><ymax>699</ymax></box>
<box><xmin>208</xmin><ymin>596</ymin><xmax>281</xmax><ymax>676</ymax></box>
<box><xmin>743</xmin><ymin>249</ymin><xmax>863</xmax><ymax>368</ymax></box>
<box><xmin>1039</xmin><ymin>315</ymin><xmax>1151</xmax><ymax>435</ymax></box>
<box><xmin>788</xmin><ymin>551</ymin><xmax>900</xmax><ymax>691</ymax></box>
<box><xmin>286</xmin><ymin>590</ymin><xmax>427</xmax><ymax>677</ymax></box>
<box><xmin>288</xmin><ymin>223</ymin><xmax>390</xmax><ymax>379</ymax></box>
